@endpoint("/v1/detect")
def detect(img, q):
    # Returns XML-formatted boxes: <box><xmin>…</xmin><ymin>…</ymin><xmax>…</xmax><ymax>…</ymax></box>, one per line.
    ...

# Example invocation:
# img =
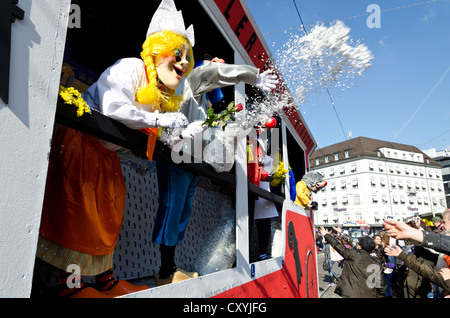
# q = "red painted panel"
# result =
<box><xmin>214</xmin><ymin>0</ymin><xmax>267</xmax><ymax>70</ymax></box>
<box><xmin>214</xmin><ymin>210</ymin><xmax>318</xmax><ymax>298</ymax></box>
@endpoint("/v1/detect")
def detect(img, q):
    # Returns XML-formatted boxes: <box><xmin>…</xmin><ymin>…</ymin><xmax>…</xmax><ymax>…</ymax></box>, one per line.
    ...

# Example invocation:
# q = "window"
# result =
<box><xmin>331</xmin><ymin>196</ymin><xmax>337</xmax><ymax>206</ymax></box>
<box><xmin>392</xmin><ymin>195</ymin><xmax>398</xmax><ymax>204</ymax></box>
<box><xmin>390</xmin><ymin>179</ymin><xmax>397</xmax><ymax>188</ymax></box>
<box><xmin>344</xmin><ymin>150</ymin><xmax>350</xmax><ymax>158</ymax></box>
<box><xmin>330</xmin><ymin>182</ymin><xmax>336</xmax><ymax>191</ymax></box>
<box><xmin>407</xmin><ymin>181</ymin><xmax>412</xmax><ymax>190</ymax></box>
<box><xmin>334</xmin><ymin>153</ymin><xmax>339</xmax><ymax>161</ymax></box>
<box><xmin>342</xmin><ymin>195</ymin><xmax>348</xmax><ymax>205</ymax></box>
<box><xmin>329</xmin><ymin>168</ymin><xmax>335</xmax><ymax>177</ymax></box>
<box><xmin>372</xmin><ymin>193</ymin><xmax>378</xmax><ymax>203</ymax></box>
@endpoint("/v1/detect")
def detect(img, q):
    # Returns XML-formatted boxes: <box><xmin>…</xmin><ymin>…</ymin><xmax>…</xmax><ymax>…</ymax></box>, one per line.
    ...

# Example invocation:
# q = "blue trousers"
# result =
<box><xmin>152</xmin><ymin>160</ymin><xmax>199</xmax><ymax>246</ymax></box>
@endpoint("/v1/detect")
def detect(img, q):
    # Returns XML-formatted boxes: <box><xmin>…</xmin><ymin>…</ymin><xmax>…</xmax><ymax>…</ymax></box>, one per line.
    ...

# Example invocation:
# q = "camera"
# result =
<box><xmin>406</xmin><ymin>216</ymin><xmax>420</xmax><ymax>225</ymax></box>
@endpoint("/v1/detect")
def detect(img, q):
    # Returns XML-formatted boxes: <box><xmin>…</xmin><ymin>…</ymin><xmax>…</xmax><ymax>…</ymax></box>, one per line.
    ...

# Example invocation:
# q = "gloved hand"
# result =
<box><xmin>310</xmin><ymin>201</ymin><xmax>319</xmax><ymax>210</ymax></box>
<box><xmin>255</xmin><ymin>69</ymin><xmax>278</xmax><ymax>93</ymax></box>
<box><xmin>159</xmin><ymin>128</ymin><xmax>184</xmax><ymax>151</ymax></box>
<box><xmin>155</xmin><ymin>111</ymin><xmax>188</xmax><ymax>128</ymax></box>
<box><xmin>180</xmin><ymin>121</ymin><xmax>206</xmax><ymax>139</ymax></box>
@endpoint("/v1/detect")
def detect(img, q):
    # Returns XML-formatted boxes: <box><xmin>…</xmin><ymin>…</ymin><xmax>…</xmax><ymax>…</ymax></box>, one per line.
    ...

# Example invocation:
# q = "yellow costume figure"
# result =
<box><xmin>294</xmin><ymin>180</ymin><xmax>312</xmax><ymax>208</ymax></box>
<box><xmin>294</xmin><ymin>171</ymin><xmax>327</xmax><ymax>209</ymax></box>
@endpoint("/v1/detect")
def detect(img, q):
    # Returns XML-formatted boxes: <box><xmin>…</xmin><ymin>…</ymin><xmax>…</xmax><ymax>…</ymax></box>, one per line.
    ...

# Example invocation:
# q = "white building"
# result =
<box><xmin>422</xmin><ymin>148</ymin><xmax>450</xmax><ymax>208</ymax></box>
<box><xmin>309</xmin><ymin>137</ymin><xmax>447</xmax><ymax>230</ymax></box>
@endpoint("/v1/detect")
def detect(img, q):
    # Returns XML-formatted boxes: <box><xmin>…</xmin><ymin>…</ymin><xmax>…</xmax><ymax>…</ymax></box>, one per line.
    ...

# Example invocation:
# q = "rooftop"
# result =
<box><xmin>311</xmin><ymin>136</ymin><xmax>440</xmax><ymax>167</ymax></box>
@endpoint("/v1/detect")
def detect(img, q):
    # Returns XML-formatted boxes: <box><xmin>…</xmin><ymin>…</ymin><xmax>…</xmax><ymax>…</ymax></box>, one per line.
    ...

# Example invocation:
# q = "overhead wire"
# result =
<box><xmin>419</xmin><ymin>129</ymin><xmax>450</xmax><ymax>148</ymax></box>
<box><xmin>292</xmin><ymin>0</ymin><xmax>349</xmax><ymax>147</ymax></box>
<box><xmin>266</xmin><ymin>0</ymin><xmax>440</xmax><ymax>36</ymax></box>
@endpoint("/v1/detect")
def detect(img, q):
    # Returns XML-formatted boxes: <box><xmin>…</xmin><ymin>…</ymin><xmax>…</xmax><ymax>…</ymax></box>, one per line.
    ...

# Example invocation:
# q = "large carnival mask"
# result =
<box><xmin>156</xmin><ymin>43</ymin><xmax>192</xmax><ymax>90</ymax></box>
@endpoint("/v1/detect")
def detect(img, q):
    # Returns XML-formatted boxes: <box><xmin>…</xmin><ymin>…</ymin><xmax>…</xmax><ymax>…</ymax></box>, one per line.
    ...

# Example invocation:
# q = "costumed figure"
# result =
<box><xmin>36</xmin><ymin>0</ymin><xmax>195</xmax><ymax>298</ymax></box>
<box><xmin>152</xmin><ymin>2</ymin><xmax>278</xmax><ymax>284</ymax></box>
<box><xmin>253</xmin><ymin>155</ymin><xmax>280</xmax><ymax>260</ymax></box>
<box><xmin>294</xmin><ymin>171</ymin><xmax>327</xmax><ymax>210</ymax></box>
<box><xmin>247</xmin><ymin>128</ymin><xmax>277</xmax><ymax>260</ymax></box>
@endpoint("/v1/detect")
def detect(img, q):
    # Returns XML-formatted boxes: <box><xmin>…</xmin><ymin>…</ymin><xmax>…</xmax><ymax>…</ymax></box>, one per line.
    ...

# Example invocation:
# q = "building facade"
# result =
<box><xmin>422</xmin><ymin>148</ymin><xmax>450</xmax><ymax>208</ymax></box>
<box><xmin>309</xmin><ymin>137</ymin><xmax>447</xmax><ymax>230</ymax></box>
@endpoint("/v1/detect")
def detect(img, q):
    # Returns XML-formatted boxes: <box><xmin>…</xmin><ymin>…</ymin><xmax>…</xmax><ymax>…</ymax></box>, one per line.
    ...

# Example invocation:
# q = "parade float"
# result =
<box><xmin>1</xmin><ymin>0</ymin><xmax>326</xmax><ymax>298</ymax></box>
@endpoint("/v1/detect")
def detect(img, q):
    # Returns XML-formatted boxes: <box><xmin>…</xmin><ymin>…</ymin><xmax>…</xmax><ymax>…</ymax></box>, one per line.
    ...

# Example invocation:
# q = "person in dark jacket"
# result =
<box><xmin>385</xmin><ymin>244</ymin><xmax>450</xmax><ymax>294</ymax></box>
<box><xmin>319</xmin><ymin>226</ymin><xmax>386</xmax><ymax>298</ymax></box>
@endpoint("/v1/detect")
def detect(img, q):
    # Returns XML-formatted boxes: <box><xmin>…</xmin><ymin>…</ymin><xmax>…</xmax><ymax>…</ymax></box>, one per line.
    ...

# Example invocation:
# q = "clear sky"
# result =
<box><xmin>246</xmin><ymin>0</ymin><xmax>450</xmax><ymax>153</ymax></box>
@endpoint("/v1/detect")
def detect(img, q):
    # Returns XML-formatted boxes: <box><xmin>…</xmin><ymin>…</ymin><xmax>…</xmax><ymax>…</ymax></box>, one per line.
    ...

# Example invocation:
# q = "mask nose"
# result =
<box><xmin>316</xmin><ymin>181</ymin><xmax>327</xmax><ymax>189</ymax></box>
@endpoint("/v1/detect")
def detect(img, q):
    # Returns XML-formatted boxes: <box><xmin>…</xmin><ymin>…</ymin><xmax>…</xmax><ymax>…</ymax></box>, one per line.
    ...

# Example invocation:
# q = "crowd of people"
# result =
<box><xmin>316</xmin><ymin>209</ymin><xmax>450</xmax><ymax>298</ymax></box>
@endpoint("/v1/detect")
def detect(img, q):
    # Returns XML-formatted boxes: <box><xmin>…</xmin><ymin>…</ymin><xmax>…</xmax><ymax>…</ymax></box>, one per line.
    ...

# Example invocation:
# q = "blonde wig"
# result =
<box><xmin>137</xmin><ymin>31</ymin><xmax>194</xmax><ymax>112</ymax></box>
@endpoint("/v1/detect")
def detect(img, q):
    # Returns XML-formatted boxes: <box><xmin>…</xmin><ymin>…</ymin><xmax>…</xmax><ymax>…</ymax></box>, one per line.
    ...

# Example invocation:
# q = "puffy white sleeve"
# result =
<box><xmin>84</xmin><ymin>58</ymin><xmax>159</xmax><ymax>130</ymax></box>
<box><xmin>187</xmin><ymin>62</ymin><xmax>259</xmax><ymax>98</ymax></box>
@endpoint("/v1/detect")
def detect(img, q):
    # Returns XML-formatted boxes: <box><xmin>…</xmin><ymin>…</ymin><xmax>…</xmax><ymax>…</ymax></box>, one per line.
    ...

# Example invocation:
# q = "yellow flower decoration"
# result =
<box><xmin>58</xmin><ymin>85</ymin><xmax>90</xmax><ymax>117</ymax></box>
<box><xmin>246</xmin><ymin>144</ymin><xmax>254</xmax><ymax>163</ymax></box>
<box><xmin>270</xmin><ymin>161</ymin><xmax>289</xmax><ymax>187</ymax></box>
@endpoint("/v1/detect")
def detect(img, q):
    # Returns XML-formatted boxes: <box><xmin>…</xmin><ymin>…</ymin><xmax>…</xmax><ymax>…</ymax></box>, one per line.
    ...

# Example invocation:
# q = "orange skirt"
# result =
<box><xmin>39</xmin><ymin>127</ymin><xmax>126</xmax><ymax>256</ymax></box>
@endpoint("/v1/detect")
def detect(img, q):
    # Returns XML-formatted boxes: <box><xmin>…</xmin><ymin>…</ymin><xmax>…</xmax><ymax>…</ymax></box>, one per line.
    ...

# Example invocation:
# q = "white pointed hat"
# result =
<box><xmin>146</xmin><ymin>0</ymin><xmax>195</xmax><ymax>47</ymax></box>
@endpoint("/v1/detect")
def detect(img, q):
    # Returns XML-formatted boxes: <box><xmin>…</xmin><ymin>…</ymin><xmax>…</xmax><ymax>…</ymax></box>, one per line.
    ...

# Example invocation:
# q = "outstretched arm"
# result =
<box><xmin>387</xmin><ymin>246</ymin><xmax>450</xmax><ymax>293</ymax></box>
<box><xmin>187</xmin><ymin>62</ymin><xmax>278</xmax><ymax>97</ymax></box>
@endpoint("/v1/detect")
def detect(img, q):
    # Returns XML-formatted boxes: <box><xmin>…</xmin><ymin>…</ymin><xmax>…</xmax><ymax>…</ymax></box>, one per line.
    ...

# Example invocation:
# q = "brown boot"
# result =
<box><xmin>101</xmin><ymin>280</ymin><xmax>149</xmax><ymax>297</ymax></box>
<box><xmin>95</xmin><ymin>269</ymin><xmax>148</xmax><ymax>297</ymax></box>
